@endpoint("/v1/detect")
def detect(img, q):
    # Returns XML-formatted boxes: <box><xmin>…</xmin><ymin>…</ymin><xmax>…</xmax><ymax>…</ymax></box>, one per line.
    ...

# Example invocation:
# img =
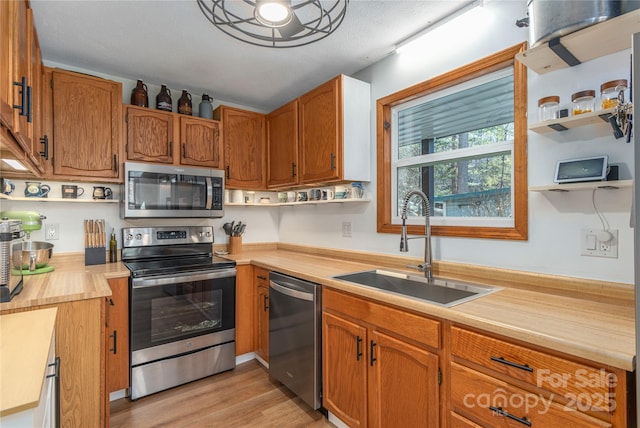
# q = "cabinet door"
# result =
<box><xmin>180</xmin><ymin>116</ymin><xmax>222</xmax><ymax>168</ymax></box>
<box><xmin>27</xmin><ymin>11</ymin><xmax>44</xmax><ymax>173</ymax></box>
<box><xmin>368</xmin><ymin>330</ymin><xmax>439</xmax><ymax>428</ymax></box>
<box><xmin>267</xmin><ymin>99</ymin><xmax>299</xmax><ymax>188</ymax></box>
<box><xmin>217</xmin><ymin>106</ymin><xmax>265</xmax><ymax>189</ymax></box>
<box><xmin>107</xmin><ymin>277</ymin><xmax>129</xmax><ymax>393</ymax></box>
<box><xmin>322</xmin><ymin>312</ymin><xmax>368</xmax><ymax>428</ymax></box>
<box><xmin>0</xmin><ymin>0</ymin><xmax>13</xmax><ymax>128</ymax></box>
<box><xmin>235</xmin><ymin>265</ymin><xmax>255</xmax><ymax>356</ymax></box>
<box><xmin>299</xmin><ymin>76</ymin><xmax>342</xmax><ymax>184</ymax></box>
<box><xmin>125</xmin><ymin>106</ymin><xmax>174</xmax><ymax>163</ymax></box>
<box><xmin>51</xmin><ymin>69</ymin><xmax>122</xmax><ymax>179</ymax></box>
<box><xmin>256</xmin><ymin>284</ymin><xmax>270</xmax><ymax>362</ymax></box>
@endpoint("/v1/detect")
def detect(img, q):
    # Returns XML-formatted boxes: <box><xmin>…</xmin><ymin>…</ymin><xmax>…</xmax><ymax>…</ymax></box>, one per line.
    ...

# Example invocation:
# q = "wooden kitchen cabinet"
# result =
<box><xmin>125</xmin><ymin>106</ymin><xmax>175</xmax><ymax>164</ymax></box>
<box><xmin>106</xmin><ymin>277</ymin><xmax>129</xmax><ymax>393</ymax></box>
<box><xmin>298</xmin><ymin>75</ymin><xmax>370</xmax><ymax>185</ymax></box>
<box><xmin>235</xmin><ymin>265</ymin><xmax>255</xmax><ymax>356</ymax></box>
<box><xmin>179</xmin><ymin>115</ymin><xmax>222</xmax><ymax>168</ymax></box>
<box><xmin>49</xmin><ymin>68</ymin><xmax>122</xmax><ymax>181</ymax></box>
<box><xmin>266</xmin><ymin>99</ymin><xmax>299</xmax><ymax>188</ymax></box>
<box><xmin>448</xmin><ymin>325</ymin><xmax>631</xmax><ymax>427</ymax></box>
<box><xmin>214</xmin><ymin>105</ymin><xmax>265</xmax><ymax>189</ymax></box>
<box><xmin>322</xmin><ymin>288</ymin><xmax>441</xmax><ymax>428</ymax></box>
<box><xmin>254</xmin><ymin>267</ymin><xmax>270</xmax><ymax>363</ymax></box>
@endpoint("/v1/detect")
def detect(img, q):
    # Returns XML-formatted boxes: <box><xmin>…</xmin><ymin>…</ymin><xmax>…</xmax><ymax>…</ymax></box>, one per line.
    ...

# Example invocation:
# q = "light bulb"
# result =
<box><xmin>256</xmin><ymin>2</ymin><xmax>291</xmax><ymax>27</ymax></box>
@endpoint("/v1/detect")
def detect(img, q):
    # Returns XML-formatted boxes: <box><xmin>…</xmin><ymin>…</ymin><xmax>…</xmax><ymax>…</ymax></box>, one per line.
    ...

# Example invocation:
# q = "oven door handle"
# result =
<box><xmin>132</xmin><ymin>268</ymin><xmax>236</xmax><ymax>288</ymax></box>
<box><xmin>270</xmin><ymin>280</ymin><xmax>314</xmax><ymax>302</ymax></box>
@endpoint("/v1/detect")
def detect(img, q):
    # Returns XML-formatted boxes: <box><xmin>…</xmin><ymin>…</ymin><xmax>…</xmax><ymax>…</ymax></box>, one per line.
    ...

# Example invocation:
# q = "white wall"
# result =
<box><xmin>279</xmin><ymin>0</ymin><xmax>634</xmax><ymax>284</ymax></box>
<box><xmin>3</xmin><ymin>1</ymin><xmax>633</xmax><ymax>283</ymax></box>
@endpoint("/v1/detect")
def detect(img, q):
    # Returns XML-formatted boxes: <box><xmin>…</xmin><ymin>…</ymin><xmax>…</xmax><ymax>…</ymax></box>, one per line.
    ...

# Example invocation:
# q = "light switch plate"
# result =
<box><xmin>580</xmin><ymin>229</ymin><xmax>618</xmax><ymax>258</ymax></box>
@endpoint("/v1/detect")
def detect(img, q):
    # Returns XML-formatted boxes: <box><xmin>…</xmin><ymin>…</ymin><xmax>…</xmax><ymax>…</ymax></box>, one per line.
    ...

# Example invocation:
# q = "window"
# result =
<box><xmin>377</xmin><ymin>43</ymin><xmax>528</xmax><ymax>240</ymax></box>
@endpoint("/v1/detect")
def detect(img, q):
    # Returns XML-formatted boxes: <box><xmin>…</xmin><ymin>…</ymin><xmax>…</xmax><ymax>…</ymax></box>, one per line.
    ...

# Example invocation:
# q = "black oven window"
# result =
<box><xmin>150</xmin><ymin>285</ymin><xmax>222</xmax><ymax>344</ymax></box>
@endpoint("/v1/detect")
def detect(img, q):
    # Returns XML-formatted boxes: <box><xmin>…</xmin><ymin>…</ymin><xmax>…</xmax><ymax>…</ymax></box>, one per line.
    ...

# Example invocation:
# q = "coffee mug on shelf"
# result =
<box><xmin>278</xmin><ymin>192</ymin><xmax>287</xmax><ymax>203</ymax></box>
<box><xmin>322</xmin><ymin>188</ymin><xmax>335</xmax><ymax>200</ymax></box>
<box><xmin>308</xmin><ymin>188</ymin><xmax>322</xmax><ymax>201</ymax></box>
<box><xmin>296</xmin><ymin>191</ymin><xmax>308</xmax><ymax>202</ymax></box>
<box><xmin>1</xmin><ymin>178</ymin><xmax>15</xmax><ymax>195</ymax></box>
<box><xmin>287</xmin><ymin>191</ymin><xmax>296</xmax><ymax>202</ymax></box>
<box><xmin>62</xmin><ymin>184</ymin><xmax>85</xmax><ymax>199</ymax></box>
<box><xmin>231</xmin><ymin>189</ymin><xmax>243</xmax><ymax>203</ymax></box>
<box><xmin>25</xmin><ymin>182</ymin><xmax>50</xmax><ymax>198</ymax></box>
<box><xmin>93</xmin><ymin>186</ymin><xmax>113</xmax><ymax>200</ymax></box>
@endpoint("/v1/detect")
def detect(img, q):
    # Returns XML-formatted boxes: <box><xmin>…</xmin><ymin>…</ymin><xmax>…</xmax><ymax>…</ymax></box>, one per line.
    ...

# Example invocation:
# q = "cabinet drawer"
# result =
<box><xmin>450</xmin><ymin>363</ymin><xmax>611</xmax><ymax>428</ymax></box>
<box><xmin>254</xmin><ymin>267</ymin><xmax>269</xmax><ymax>287</ymax></box>
<box><xmin>451</xmin><ymin>326</ymin><xmax>615</xmax><ymax>413</ymax></box>
<box><xmin>323</xmin><ymin>288</ymin><xmax>440</xmax><ymax>349</ymax></box>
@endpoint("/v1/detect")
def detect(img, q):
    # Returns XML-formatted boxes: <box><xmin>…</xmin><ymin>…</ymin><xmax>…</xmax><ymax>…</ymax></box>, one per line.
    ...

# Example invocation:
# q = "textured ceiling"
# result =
<box><xmin>30</xmin><ymin>0</ymin><xmax>474</xmax><ymax>112</ymax></box>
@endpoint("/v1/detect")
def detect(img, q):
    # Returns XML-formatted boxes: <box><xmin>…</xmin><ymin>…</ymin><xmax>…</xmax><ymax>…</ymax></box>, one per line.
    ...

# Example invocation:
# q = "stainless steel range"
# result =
<box><xmin>122</xmin><ymin>226</ymin><xmax>236</xmax><ymax>400</ymax></box>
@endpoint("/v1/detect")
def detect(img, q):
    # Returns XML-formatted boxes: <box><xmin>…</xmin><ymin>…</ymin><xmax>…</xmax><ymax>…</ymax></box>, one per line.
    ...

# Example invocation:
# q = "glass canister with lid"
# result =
<box><xmin>537</xmin><ymin>95</ymin><xmax>560</xmax><ymax>122</ymax></box>
<box><xmin>571</xmin><ymin>90</ymin><xmax>595</xmax><ymax>115</ymax></box>
<box><xmin>600</xmin><ymin>79</ymin><xmax>627</xmax><ymax>110</ymax></box>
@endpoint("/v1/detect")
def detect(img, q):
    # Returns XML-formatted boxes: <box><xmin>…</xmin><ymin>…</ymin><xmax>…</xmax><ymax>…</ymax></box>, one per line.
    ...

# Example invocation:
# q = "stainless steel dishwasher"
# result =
<box><xmin>269</xmin><ymin>271</ymin><xmax>321</xmax><ymax>410</ymax></box>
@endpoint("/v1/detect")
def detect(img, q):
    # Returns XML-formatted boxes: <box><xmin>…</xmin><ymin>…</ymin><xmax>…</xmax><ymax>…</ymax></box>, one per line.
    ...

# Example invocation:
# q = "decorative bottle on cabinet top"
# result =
<box><xmin>131</xmin><ymin>79</ymin><xmax>148</xmax><ymax>107</ymax></box>
<box><xmin>156</xmin><ymin>85</ymin><xmax>172</xmax><ymax>112</ymax></box>
<box><xmin>177</xmin><ymin>90</ymin><xmax>192</xmax><ymax>116</ymax></box>
<box><xmin>199</xmin><ymin>93</ymin><xmax>213</xmax><ymax>119</ymax></box>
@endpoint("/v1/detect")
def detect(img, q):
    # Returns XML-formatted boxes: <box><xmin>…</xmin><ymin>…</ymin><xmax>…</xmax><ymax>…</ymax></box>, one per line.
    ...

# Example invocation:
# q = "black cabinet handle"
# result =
<box><xmin>257</xmin><ymin>275</ymin><xmax>267</xmax><ymax>280</ymax></box>
<box><xmin>108</xmin><ymin>298</ymin><xmax>115</xmax><ymax>306</ymax></box>
<box><xmin>113</xmin><ymin>154</ymin><xmax>118</xmax><ymax>173</ymax></box>
<box><xmin>169</xmin><ymin>141</ymin><xmax>173</xmax><ymax>157</ymax></box>
<box><xmin>110</xmin><ymin>330</ymin><xmax>117</xmax><ymax>354</ymax></box>
<box><xmin>291</xmin><ymin>162</ymin><xmax>297</xmax><ymax>177</ymax></box>
<box><xmin>490</xmin><ymin>356</ymin><xmax>533</xmax><ymax>372</ymax></box>
<box><xmin>226</xmin><ymin>165</ymin><xmax>230</xmax><ymax>179</ymax></box>
<box><xmin>182</xmin><ymin>143</ymin><xmax>186</xmax><ymax>158</ymax></box>
<box><xmin>489</xmin><ymin>406</ymin><xmax>532</xmax><ymax>426</ymax></box>
<box><xmin>12</xmin><ymin>76</ymin><xmax>27</xmax><ymax>116</ymax></box>
<box><xmin>330</xmin><ymin>153</ymin><xmax>336</xmax><ymax>170</ymax></box>
<box><xmin>370</xmin><ymin>340</ymin><xmax>376</xmax><ymax>366</ymax></box>
<box><xmin>26</xmin><ymin>85</ymin><xmax>32</xmax><ymax>123</ymax></box>
<box><xmin>263</xmin><ymin>295</ymin><xmax>269</xmax><ymax>311</ymax></box>
<box><xmin>39</xmin><ymin>135</ymin><xmax>49</xmax><ymax>160</ymax></box>
<box><xmin>356</xmin><ymin>336</ymin><xmax>363</xmax><ymax>361</ymax></box>
<box><xmin>47</xmin><ymin>356</ymin><xmax>61</xmax><ymax>428</ymax></box>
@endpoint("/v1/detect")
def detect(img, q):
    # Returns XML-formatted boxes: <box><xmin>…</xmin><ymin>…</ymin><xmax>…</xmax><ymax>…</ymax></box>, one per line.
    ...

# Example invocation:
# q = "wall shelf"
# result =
<box><xmin>529</xmin><ymin>108</ymin><xmax>615</xmax><ymax>134</ymax></box>
<box><xmin>0</xmin><ymin>194</ymin><xmax>119</xmax><ymax>203</ymax></box>
<box><xmin>516</xmin><ymin>9</ymin><xmax>640</xmax><ymax>75</ymax></box>
<box><xmin>226</xmin><ymin>198</ymin><xmax>369</xmax><ymax>207</ymax></box>
<box><xmin>529</xmin><ymin>179</ymin><xmax>632</xmax><ymax>193</ymax></box>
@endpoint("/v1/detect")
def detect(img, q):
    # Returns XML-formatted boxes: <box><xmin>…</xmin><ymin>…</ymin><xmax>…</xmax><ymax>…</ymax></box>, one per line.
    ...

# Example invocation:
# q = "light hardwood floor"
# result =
<box><xmin>110</xmin><ymin>360</ymin><xmax>334</xmax><ymax>428</ymax></box>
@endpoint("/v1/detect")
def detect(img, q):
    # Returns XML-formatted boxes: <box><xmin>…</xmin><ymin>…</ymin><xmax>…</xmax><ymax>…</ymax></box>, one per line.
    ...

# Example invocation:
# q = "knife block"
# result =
<box><xmin>85</xmin><ymin>247</ymin><xmax>106</xmax><ymax>266</ymax></box>
<box><xmin>228</xmin><ymin>236</ymin><xmax>242</xmax><ymax>255</ymax></box>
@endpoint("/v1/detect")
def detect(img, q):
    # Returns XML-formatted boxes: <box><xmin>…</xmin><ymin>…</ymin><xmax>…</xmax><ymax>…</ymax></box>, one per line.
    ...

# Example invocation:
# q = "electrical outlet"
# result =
<box><xmin>342</xmin><ymin>221</ymin><xmax>352</xmax><ymax>238</ymax></box>
<box><xmin>580</xmin><ymin>229</ymin><xmax>618</xmax><ymax>258</ymax></box>
<box><xmin>45</xmin><ymin>223</ymin><xmax>60</xmax><ymax>241</ymax></box>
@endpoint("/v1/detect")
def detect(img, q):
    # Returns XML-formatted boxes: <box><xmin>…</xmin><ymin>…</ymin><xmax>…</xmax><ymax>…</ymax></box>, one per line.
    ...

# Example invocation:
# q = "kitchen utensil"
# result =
<box><xmin>223</xmin><ymin>222</ymin><xmax>233</xmax><ymax>236</ymax></box>
<box><xmin>20</xmin><ymin>241</ymin><xmax>54</xmax><ymax>271</ymax></box>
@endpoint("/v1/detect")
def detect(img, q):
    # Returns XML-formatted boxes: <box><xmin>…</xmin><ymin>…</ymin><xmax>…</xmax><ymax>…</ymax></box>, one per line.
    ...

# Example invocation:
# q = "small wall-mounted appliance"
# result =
<box><xmin>553</xmin><ymin>155</ymin><xmax>610</xmax><ymax>184</ymax></box>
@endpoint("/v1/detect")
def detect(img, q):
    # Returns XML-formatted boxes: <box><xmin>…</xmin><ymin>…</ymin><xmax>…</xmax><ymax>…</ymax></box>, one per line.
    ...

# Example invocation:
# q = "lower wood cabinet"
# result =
<box><xmin>254</xmin><ymin>267</ymin><xmax>270</xmax><ymax>363</ymax></box>
<box><xmin>235</xmin><ymin>265</ymin><xmax>255</xmax><ymax>356</ymax></box>
<box><xmin>322</xmin><ymin>288</ymin><xmax>441</xmax><ymax>428</ymax></box>
<box><xmin>106</xmin><ymin>277</ymin><xmax>129</xmax><ymax>393</ymax></box>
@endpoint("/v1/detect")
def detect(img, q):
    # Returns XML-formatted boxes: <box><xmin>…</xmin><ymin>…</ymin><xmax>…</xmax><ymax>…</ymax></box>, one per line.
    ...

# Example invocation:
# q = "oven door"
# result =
<box><xmin>130</xmin><ymin>268</ymin><xmax>235</xmax><ymax>366</ymax></box>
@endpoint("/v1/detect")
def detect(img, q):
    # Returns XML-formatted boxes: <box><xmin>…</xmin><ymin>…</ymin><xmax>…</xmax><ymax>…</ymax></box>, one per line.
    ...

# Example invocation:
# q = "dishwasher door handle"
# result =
<box><xmin>270</xmin><ymin>280</ymin><xmax>314</xmax><ymax>301</ymax></box>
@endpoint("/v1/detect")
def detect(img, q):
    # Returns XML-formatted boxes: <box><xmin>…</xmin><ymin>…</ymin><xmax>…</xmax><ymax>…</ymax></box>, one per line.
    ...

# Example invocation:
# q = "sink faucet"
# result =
<box><xmin>399</xmin><ymin>190</ymin><xmax>432</xmax><ymax>281</ymax></box>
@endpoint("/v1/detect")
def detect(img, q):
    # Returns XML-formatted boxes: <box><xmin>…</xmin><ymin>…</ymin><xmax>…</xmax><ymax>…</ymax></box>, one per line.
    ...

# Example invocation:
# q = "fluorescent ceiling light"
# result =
<box><xmin>395</xmin><ymin>0</ymin><xmax>483</xmax><ymax>54</ymax></box>
<box><xmin>1</xmin><ymin>158</ymin><xmax>28</xmax><ymax>171</ymax></box>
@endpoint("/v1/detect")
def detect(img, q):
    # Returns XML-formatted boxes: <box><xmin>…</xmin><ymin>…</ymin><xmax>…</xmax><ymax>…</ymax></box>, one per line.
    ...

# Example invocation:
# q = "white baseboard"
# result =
<box><xmin>110</xmin><ymin>389</ymin><xmax>127</xmax><ymax>402</ymax></box>
<box><xmin>236</xmin><ymin>352</ymin><xmax>257</xmax><ymax>365</ymax></box>
<box><xmin>328</xmin><ymin>411</ymin><xmax>349</xmax><ymax>428</ymax></box>
<box><xmin>254</xmin><ymin>354</ymin><xmax>269</xmax><ymax>369</ymax></box>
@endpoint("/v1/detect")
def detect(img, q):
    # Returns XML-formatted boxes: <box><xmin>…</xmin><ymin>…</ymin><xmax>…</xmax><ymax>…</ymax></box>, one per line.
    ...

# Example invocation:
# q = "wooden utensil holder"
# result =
<box><xmin>228</xmin><ymin>236</ymin><xmax>242</xmax><ymax>255</ymax></box>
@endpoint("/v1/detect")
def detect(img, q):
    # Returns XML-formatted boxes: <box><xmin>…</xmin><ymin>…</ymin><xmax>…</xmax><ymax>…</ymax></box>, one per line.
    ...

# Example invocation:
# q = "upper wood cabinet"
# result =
<box><xmin>214</xmin><ymin>105</ymin><xmax>265</xmax><ymax>189</ymax></box>
<box><xmin>266</xmin><ymin>75</ymin><xmax>371</xmax><ymax>189</ymax></box>
<box><xmin>125</xmin><ymin>105</ymin><xmax>222</xmax><ymax>168</ymax></box>
<box><xmin>266</xmin><ymin>99</ymin><xmax>299</xmax><ymax>188</ymax></box>
<box><xmin>49</xmin><ymin>68</ymin><xmax>122</xmax><ymax>181</ymax></box>
<box><xmin>298</xmin><ymin>75</ymin><xmax>370</xmax><ymax>185</ymax></box>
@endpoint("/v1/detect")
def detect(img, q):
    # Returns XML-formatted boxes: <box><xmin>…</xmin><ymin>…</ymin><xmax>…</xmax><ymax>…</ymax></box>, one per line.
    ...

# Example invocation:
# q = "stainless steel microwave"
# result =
<box><xmin>121</xmin><ymin>162</ymin><xmax>224</xmax><ymax>218</ymax></box>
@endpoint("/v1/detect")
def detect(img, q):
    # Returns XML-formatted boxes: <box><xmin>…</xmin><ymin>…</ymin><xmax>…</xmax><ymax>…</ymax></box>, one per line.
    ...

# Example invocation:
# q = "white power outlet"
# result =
<box><xmin>45</xmin><ymin>223</ymin><xmax>60</xmax><ymax>241</ymax></box>
<box><xmin>342</xmin><ymin>221</ymin><xmax>352</xmax><ymax>238</ymax></box>
<box><xmin>580</xmin><ymin>229</ymin><xmax>618</xmax><ymax>258</ymax></box>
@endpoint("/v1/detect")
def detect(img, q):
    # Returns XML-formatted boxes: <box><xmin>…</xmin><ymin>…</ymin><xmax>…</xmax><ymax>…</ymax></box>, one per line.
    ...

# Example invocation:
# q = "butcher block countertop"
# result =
<box><xmin>0</xmin><ymin>307</ymin><xmax>57</xmax><ymax>417</ymax></box>
<box><xmin>225</xmin><ymin>244</ymin><xmax>635</xmax><ymax>372</ymax></box>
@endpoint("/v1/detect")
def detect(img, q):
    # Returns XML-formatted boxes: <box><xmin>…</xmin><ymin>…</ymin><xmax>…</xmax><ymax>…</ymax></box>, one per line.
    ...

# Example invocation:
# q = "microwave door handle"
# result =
<box><xmin>205</xmin><ymin>176</ymin><xmax>213</xmax><ymax>209</ymax></box>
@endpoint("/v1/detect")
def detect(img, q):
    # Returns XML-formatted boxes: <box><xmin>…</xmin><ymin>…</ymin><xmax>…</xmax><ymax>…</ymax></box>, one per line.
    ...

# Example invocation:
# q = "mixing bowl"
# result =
<box><xmin>21</xmin><ymin>241</ymin><xmax>54</xmax><ymax>271</ymax></box>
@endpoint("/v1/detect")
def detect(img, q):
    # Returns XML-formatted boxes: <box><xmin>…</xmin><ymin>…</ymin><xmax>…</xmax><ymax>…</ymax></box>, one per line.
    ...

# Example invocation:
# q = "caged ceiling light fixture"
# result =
<box><xmin>197</xmin><ymin>0</ymin><xmax>349</xmax><ymax>48</ymax></box>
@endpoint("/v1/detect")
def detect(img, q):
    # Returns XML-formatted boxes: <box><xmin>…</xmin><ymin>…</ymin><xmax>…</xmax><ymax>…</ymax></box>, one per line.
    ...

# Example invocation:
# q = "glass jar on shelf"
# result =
<box><xmin>571</xmin><ymin>90</ymin><xmax>595</xmax><ymax>116</ymax></box>
<box><xmin>537</xmin><ymin>95</ymin><xmax>559</xmax><ymax>122</ymax></box>
<box><xmin>600</xmin><ymin>79</ymin><xmax>627</xmax><ymax>110</ymax></box>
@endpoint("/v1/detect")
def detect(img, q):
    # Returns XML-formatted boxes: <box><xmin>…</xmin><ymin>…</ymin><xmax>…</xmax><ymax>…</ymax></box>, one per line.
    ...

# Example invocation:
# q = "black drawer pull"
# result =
<box><xmin>369</xmin><ymin>340</ymin><xmax>376</xmax><ymax>366</ymax></box>
<box><xmin>491</xmin><ymin>356</ymin><xmax>533</xmax><ymax>372</ymax></box>
<box><xmin>110</xmin><ymin>330</ymin><xmax>118</xmax><ymax>354</ymax></box>
<box><xmin>263</xmin><ymin>295</ymin><xmax>269</xmax><ymax>311</ymax></box>
<box><xmin>257</xmin><ymin>275</ymin><xmax>267</xmax><ymax>280</ymax></box>
<box><xmin>489</xmin><ymin>406</ymin><xmax>532</xmax><ymax>426</ymax></box>
<box><xmin>356</xmin><ymin>336</ymin><xmax>362</xmax><ymax>361</ymax></box>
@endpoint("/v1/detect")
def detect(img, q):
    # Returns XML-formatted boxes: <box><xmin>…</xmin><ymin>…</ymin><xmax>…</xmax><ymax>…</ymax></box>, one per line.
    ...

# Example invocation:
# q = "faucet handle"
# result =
<box><xmin>406</xmin><ymin>264</ymin><xmax>424</xmax><ymax>272</ymax></box>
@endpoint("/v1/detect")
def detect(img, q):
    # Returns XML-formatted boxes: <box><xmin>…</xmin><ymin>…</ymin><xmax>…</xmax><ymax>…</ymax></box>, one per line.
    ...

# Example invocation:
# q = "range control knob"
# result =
<box><xmin>135</xmin><ymin>233</ymin><xmax>143</xmax><ymax>240</ymax></box>
<box><xmin>206</xmin><ymin>230</ymin><xmax>212</xmax><ymax>237</ymax></box>
<box><xmin>126</xmin><ymin>234</ymin><xmax>133</xmax><ymax>241</ymax></box>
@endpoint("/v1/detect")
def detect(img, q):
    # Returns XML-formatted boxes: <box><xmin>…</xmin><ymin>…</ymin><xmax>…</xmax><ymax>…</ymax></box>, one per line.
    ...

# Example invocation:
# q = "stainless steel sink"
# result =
<box><xmin>332</xmin><ymin>269</ymin><xmax>500</xmax><ymax>307</ymax></box>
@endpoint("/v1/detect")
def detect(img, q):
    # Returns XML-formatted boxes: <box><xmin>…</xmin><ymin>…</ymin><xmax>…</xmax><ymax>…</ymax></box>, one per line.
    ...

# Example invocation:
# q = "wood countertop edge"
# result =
<box><xmin>0</xmin><ymin>307</ymin><xmax>57</xmax><ymax>417</ymax></box>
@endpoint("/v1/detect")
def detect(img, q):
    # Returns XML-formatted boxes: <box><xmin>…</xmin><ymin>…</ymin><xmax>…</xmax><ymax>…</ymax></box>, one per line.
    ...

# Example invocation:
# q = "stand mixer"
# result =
<box><xmin>0</xmin><ymin>211</ymin><xmax>54</xmax><ymax>274</ymax></box>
